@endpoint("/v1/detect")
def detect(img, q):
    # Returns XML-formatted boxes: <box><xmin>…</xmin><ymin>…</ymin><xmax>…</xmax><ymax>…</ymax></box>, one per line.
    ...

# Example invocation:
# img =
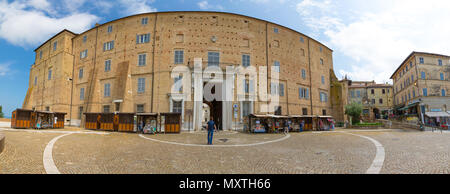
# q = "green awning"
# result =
<box><xmin>398</xmin><ymin>102</ymin><xmax>420</xmax><ymax>111</ymax></box>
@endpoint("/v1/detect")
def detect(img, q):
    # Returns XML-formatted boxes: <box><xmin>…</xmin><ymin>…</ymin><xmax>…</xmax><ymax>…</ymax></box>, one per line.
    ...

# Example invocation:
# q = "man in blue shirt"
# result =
<box><xmin>207</xmin><ymin>117</ymin><xmax>216</xmax><ymax>145</ymax></box>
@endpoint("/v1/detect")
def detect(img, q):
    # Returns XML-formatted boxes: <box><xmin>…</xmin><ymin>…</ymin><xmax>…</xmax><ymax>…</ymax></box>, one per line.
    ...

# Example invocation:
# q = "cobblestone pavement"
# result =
<box><xmin>1</xmin><ymin>122</ymin><xmax>449</xmax><ymax>174</ymax></box>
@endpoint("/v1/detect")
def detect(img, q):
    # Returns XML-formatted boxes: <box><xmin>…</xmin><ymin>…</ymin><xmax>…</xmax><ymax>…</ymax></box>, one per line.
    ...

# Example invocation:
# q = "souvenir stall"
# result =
<box><xmin>247</xmin><ymin>114</ymin><xmax>272</xmax><ymax>133</ymax></box>
<box><xmin>84</xmin><ymin>113</ymin><xmax>101</xmax><ymax>130</ymax></box>
<box><xmin>99</xmin><ymin>113</ymin><xmax>115</xmax><ymax>131</ymax></box>
<box><xmin>116</xmin><ymin>113</ymin><xmax>135</xmax><ymax>132</ymax></box>
<box><xmin>33</xmin><ymin>111</ymin><xmax>55</xmax><ymax>129</ymax></box>
<box><xmin>53</xmin><ymin>112</ymin><xmax>67</xmax><ymax>129</ymax></box>
<box><xmin>289</xmin><ymin>115</ymin><xmax>313</xmax><ymax>132</ymax></box>
<box><xmin>269</xmin><ymin>115</ymin><xmax>289</xmax><ymax>133</ymax></box>
<box><xmin>160</xmin><ymin>113</ymin><xmax>182</xmax><ymax>133</ymax></box>
<box><xmin>317</xmin><ymin>116</ymin><xmax>333</xmax><ymax>131</ymax></box>
<box><xmin>136</xmin><ymin>113</ymin><xmax>158</xmax><ymax>134</ymax></box>
<box><xmin>11</xmin><ymin>109</ymin><xmax>33</xmax><ymax>129</ymax></box>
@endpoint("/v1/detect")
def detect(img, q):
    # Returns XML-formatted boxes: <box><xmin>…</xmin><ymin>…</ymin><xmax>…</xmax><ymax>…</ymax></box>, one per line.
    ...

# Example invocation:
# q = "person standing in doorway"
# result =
<box><xmin>207</xmin><ymin>117</ymin><xmax>216</xmax><ymax>145</ymax></box>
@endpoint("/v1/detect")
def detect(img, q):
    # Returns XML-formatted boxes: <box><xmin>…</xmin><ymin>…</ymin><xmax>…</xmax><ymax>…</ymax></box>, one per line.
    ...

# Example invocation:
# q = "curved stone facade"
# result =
<box><xmin>24</xmin><ymin>11</ymin><xmax>336</xmax><ymax>130</ymax></box>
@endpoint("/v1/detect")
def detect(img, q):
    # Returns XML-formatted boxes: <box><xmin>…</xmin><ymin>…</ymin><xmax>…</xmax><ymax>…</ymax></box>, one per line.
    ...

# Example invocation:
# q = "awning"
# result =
<box><xmin>399</xmin><ymin>102</ymin><xmax>420</xmax><ymax>111</ymax></box>
<box><xmin>425</xmin><ymin>112</ymin><xmax>450</xmax><ymax>118</ymax></box>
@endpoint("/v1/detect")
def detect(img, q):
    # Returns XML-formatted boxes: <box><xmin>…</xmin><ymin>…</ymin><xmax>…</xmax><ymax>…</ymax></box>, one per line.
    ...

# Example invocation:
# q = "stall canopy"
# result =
<box><xmin>425</xmin><ymin>112</ymin><xmax>450</xmax><ymax>118</ymax></box>
<box><xmin>399</xmin><ymin>102</ymin><xmax>420</xmax><ymax>111</ymax></box>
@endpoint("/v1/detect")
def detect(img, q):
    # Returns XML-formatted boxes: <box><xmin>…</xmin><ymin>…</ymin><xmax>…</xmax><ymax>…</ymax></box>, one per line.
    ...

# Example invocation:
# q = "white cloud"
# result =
<box><xmin>198</xmin><ymin>0</ymin><xmax>224</xmax><ymax>11</ymax></box>
<box><xmin>0</xmin><ymin>63</ymin><xmax>10</xmax><ymax>76</ymax></box>
<box><xmin>296</xmin><ymin>0</ymin><xmax>450</xmax><ymax>83</ymax></box>
<box><xmin>119</xmin><ymin>0</ymin><xmax>157</xmax><ymax>15</ymax></box>
<box><xmin>0</xmin><ymin>0</ymin><xmax>99</xmax><ymax>48</ymax></box>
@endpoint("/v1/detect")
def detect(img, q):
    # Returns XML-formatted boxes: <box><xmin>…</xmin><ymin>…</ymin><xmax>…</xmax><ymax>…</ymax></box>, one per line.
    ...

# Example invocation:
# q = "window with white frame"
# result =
<box><xmin>107</xmin><ymin>25</ymin><xmax>113</xmax><ymax>33</ymax></box>
<box><xmin>301</xmin><ymin>69</ymin><xmax>306</xmax><ymax>79</ymax></box>
<box><xmin>104</xmin><ymin>83</ymin><xmax>111</xmax><ymax>97</ymax></box>
<box><xmin>208</xmin><ymin>52</ymin><xmax>220</xmax><ymax>66</ymax></box>
<box><xmin>174</xmin><ymin>50</ymin><xmax>184</xmax><ymax>64</ymax></box>
<box><xmin>137</xmin><ymin>104</ymin><xmax>145</xmax><ymax>113</ymax></box>
<box><xmin>138</xmin><ymin>78</ymin><xmax>145</xmax><ymax>93</ymax></box>
<box><xmin>174</xmin><ymin>76</ymin><xmax>183</xmax><ymax>93</ymax></box>
<box><xmin>80</xmin><ymin>50</ymin><xmax>88</xmax><ymax>59</ymax></box>
<box><xmin>299</xmin><ymin>87</ymin><xmax>309</xmax><ymax>99</ymax></box>
<box><xmin>242</xmin><ymin>101</ymin><xmax>251</xmax><ymax>117</ymax></box>
<box><xmin>80</xmin><ymin>88</ymin><xmax>85</xmax><ymax>100</ymax></box>
<box><xmin>48</xmin><ymin>69</ymin><xmax>52</xmax><ymax>80</ymax></box>
<box><xmin>320</xmin><ymin>92</ymin><xmax>328</xmax><ymax>102</ymax></box>
<box><xmin>141</xmin><ymin>17</ymin><xmax>148</xmax><ymax>25</ymax></box>
<box><xmin>103</xmin><ymin>41</ymin><xmax>114</xmax><ymax>51</ymax></box>
<box><xmin>138</xmin><ymin>54</ymin><xmax>146</xmax><ymax>66</ymax></box>
<box><xmin>82</xmin><ymin>35</ymin><xmax>87</xmax><ymax>43</ymax></box>
<box><xmin>172</xmin><ymin>100</ymin><xmax>182</xmax><ymax>113</ymax></box>
<box><xmin>136</xmin><ymin>33</ymin><xmax>150</xmax><ymax>44</ymax></box>
<box><xmin>105</xmin><ymin>60</ymin><xmax>111</xmax><ymax>72</ymax></box>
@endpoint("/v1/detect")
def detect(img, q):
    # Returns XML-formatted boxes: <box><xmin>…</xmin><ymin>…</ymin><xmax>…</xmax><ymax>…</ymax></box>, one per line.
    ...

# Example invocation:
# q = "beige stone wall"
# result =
<box><xmin>24</xmin><ymin>12</ymin><xmax>337</xmax><ymax>126</ymax></box>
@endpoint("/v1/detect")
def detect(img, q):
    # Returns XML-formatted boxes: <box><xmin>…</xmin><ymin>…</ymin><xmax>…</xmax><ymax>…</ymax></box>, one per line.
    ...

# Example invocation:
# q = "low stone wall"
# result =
<box><xmin>0</xmin><ymin>133</ymin><xmax>4</xmax><ymax>154</ymax></box>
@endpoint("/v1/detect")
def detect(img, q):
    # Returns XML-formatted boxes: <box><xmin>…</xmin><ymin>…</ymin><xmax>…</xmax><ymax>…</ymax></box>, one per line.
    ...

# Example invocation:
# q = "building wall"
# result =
<box><xmin>392</xmin><ymin>52</ymin><xmax>449</xmax><ymax>113</ymax></box>
<box><xmin>23</xmin><ymin>12</ymin><xmax>337</xmax><ymax>129</ymax></box>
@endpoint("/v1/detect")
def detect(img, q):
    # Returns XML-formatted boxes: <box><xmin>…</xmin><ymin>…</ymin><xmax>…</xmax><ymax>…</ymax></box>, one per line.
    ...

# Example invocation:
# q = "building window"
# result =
<box><xmin>48</xmin><ymin>69</ymin><xmax>52</xmax><ymax>80</ymax></box>
<box><xmin>107</xmin><ymin>25</ymin><xmax>113</xmax><ymax>33</ymax></box>
<box><xmin>319</xmin><ymin>47</ymin><xmax>323</xmax><ymax>52</ymax></box>
<box><xmin>406</xmin><ymin>66</ymin><xmax>408</xmax><ymax>71</ymax></box>
<box><xmin>242</xmin><ymin>101</ymin><xmax>251</xmax><ymax>117</ymax></box>
<box><xmin>382</xmin><ymin>89</ymin><xmax>386</xmax><ymax>94</ymax></box>
<box><xmin>242</xmin><ymin>54</ymin><xmax>250</xmax><ymax>67</ymax></box>
<box><xmin>274</xmin><ymin>106</ymin><xmax>282</xmax><ymax>115</ymax></box>
<box><xmin>410</xmin><ymin>62</ymin><xmax>413</xmax><ymax>68</ymax></box>
<box><xmin>53</xmin><ymin>41</ymin><xmax>57</xmax><ymax>51</ymax></box>
<box><xmin>357</xmin><ymin>91</ymin><xmax>361</xmax><ymax>97</ymax></box>
<box><xmin>419</xmin><ymin>57</ymin><xmax>424</xmax><ymax>64</ymax></box>
<box><xmin>138</xmin><ymin>78</ymin><xmax>146</xmax><ymax>93</ymax></box>
<box><xmin>302</xmin><ymin>108</ymin><xmax>308</xmax><ymax>115</ymax></box>
<box><xmin>379</xmin><ymin>99</ymin><xmax>383</xmax><ymax>104</ymax></box>
<box><xmin>320</xmin><ymin>92</ymin><xmax>328</xmax><ymax>102</ymax></box>
<box><xmin>141</xmin><ymin>17</ymin><xmax>148</xmax><ymax>25</ymax></box>
<box><xmin>174</xmin><ymin>76</ymin><xmax>183</xmax><ymax>93</ymax></box>
<box><xmin>413</xmin><ymin>90</ymin><xmax>416</xmax><ymax>98</ymax></box>
<box><xmin>46</xmin><ymin>107</ymin><xmax>50</xmax><ymax>111</ymax></box>
<box><xmin>301</xmin><ymin>48</ymin><xmax>305</xmax><ymax>56</ymax></box>
<box><xmin>372</xmin><ymin>99</ymin><xmax>376</xmax><ymax>105</ymax></box>
<box><xmin>208</xmin><ymin>52</ymin><xmax>220</xmax><ymax>66</ymax></box>
<box><xmin>136</xmin><ymin>33</ymin><xmax>150</xmax><ymax>44</ymax></box>
<box><xmin>442</xmin><ymin>89</ymin><xmax>446</xmax><ymax>97</ymax></box>
<box><xmin>103</xmin><ymin>105</ymin><xmax>110</xmax><ymax>113</ymax></box>
<box><xmin>137</xmin><ymin>104</ymin><xmax>145</xmax><ymax>113</ymax></box>
<box><xmin>321</xmin><ymin>76</ymin><xmax>325</xmax><ymax>84</ymax></box>
<box><xmin>34</xmin><ymin>76</ymin><xmax>37</xmax><ymax>86</ymax></box>
<box><xmin>274</xmin><ymin>28</ymin><xmax>278</xmax><ymax>33</ymax></box>
<box><xmin>421</xmin><ymin>71</ymin><xmax>426</xmax><ymax>79</ymax></box>
<box><xmin>174</xmin><ymin>50</ymin><xmax>184</xmax><ymax>64</ymax></box>
<box><xmin>273</xmin><ymin>61</ymin><xmax>280</xmax><ymax>73</ymax></box>
<box><xmin>80</xmin><ymin>88</ymin><xmax>85</xmax><ymax>100</ymax></box>
<box><xmin>440</xmin><ymin>72</ymin><xmax>444</xmax><ymax>80</ymax></box>
<box><xmin>83</xmin><ymin>35</ymin><xmax>87</xmax><ymax>43</ymax></box>
<box><xmin>322</xmin><ymin>109</ymin><xmax>327</xmax><ymax>116</ymax></box>
<box><xmin>299</xmin><ymin>87</ymin><xmax>309</xmax><ymax>99</ymax></box>
<box><xmin>80</xmin><ymin>50</ymin><xmax>88</xmax><ymax>59</ymax></box>
<box><xmin>78</xmin><ymin>106</ymin><xmax>83</xmax><ymax>119</ymax></box>
<box><xmin>438</xmin><ymin>59</ymin><xmax>443</xmax><ymax>66</ymax></box>
<box><xmin>39</xmin><ymin>51</ymin><xmax>43</xmax><ymax>59</ymax></box>
<box><xmin>279</xmin><ymin>83</ymin><xmax>284</xmax><ymax>96</ymax></box>
<box><xmin>103</xmin><ymin>41</ymin><xmax>114</xmax><ymax>51</ymax></box>
<box><xmin>271</xmin><ymin>83</ymin><xmax>284</xmax><ymax>96</ymax></box>
<box><xmin>320</xmin><ymin>58</ymin><xmax>324</xmax><ymax>65</ymax></box>
<box><xmin>104</xmin><ymin>83</ymin><xmax>111</xmax><ymax>97</ymax></box>
<box><xmin>105</xmin><ymin>60</ymin><xmax>111</xmax><ymax>72</ymax></box>
<box><xmin>172</xmin><ymin>100</ymin><xmax>182</xmax><ymax>113</ymax></box>
<box><xmin>300</xmin><ymin>37</ymin><xmax>304</xmax><ymax>43</ymax></box>
<box><xmin>302</xmin><ymin>69</ymin><xmax>306</xmax><ymax>79</ymax></box>
<box><xmin>371</xmin><ymin>89</ymin><xmax>375</xmax><ymax>94</ymax></box>
<box><xmin>79</xmin><ymin>68</ymin><xmax>84</xmax><ymax>78</ymax></box>
<box><xmin>423</xmin><ymin>88</ymin><xmax>428</xmax><ymax>97</ymax></box>
<box><xmin>138</xmin><ymin>54</ymin><xmax>146</xmax><ymax>66</ymax></box>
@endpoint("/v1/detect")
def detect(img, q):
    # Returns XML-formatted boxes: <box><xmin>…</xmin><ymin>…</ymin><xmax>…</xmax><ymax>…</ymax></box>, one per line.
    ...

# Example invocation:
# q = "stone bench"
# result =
<box><xmin>0</xmin><ymin>133</ymin><xmax>4</xmax><ymax>154</ymax></box>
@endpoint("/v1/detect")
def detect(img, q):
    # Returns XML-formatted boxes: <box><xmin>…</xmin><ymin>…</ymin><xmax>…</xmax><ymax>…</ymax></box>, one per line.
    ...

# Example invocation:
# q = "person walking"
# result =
<box><xmin>207</xmin><ymin>117</ymin><xmax>216</xmax><ymax>145</ymax></box>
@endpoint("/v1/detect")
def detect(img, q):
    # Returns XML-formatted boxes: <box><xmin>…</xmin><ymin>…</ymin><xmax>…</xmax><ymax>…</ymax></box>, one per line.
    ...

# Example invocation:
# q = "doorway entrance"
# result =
<box><xmin>373</xmin><ymin>108</ymin><xmax>380</xmax><ymax>120</ymax></box>
<box><xmin>203</xmin><ymin>82</ymin><xmax>223</xmax><ymax>130</ymax></box>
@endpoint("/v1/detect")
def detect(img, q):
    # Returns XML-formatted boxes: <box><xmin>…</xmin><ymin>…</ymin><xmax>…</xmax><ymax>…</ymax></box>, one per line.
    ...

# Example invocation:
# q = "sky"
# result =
<box><xmin>1</xmin><ymin>0</ymin><xmax>450</xmax><ymax>117</ymax></box>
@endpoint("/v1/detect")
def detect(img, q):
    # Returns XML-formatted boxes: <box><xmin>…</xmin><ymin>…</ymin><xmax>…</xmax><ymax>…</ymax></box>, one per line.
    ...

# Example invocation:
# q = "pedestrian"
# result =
<box><xmin>207</xmin><ymin>117</ymin><xmax>216</xmax><ymax>145</ymax></box>
<box><xmin>300</xmin><ymin>120</ymin><xmax>305</xmax><ymax>132</ymax></box>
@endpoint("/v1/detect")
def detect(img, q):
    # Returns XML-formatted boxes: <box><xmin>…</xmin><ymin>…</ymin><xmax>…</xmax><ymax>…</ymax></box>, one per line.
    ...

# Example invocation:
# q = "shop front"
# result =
<box><xmin>136</xmin><ymin>113</ymin><xmax>158</xmax><ymax>134</ymax></box>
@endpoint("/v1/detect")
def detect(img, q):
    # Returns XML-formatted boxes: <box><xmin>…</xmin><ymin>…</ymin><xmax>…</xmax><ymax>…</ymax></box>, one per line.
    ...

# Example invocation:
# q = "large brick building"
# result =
<box><xmin>22</xmin><ymin>11</ymin><xmax>345</xmax><ymax>130</ymax></box>
<box><xmin>391</xmin><ymin>52</ymin><xmax>450</xmax><ymax>124</ymax></box>
<box><xmin>347</xmin><ymin>81</ymin><xmax>394</xmax><ymax>120</ymax></box>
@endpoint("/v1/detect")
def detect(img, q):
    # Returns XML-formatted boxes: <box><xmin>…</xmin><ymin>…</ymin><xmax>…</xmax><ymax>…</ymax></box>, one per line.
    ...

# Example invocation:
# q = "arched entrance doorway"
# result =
<box><xmin>373</xmin><ymin>108</ymin><xmax>380</xmax><ymax>120</ymax></box>
<box><xmin>203</xmin><ymin>84</ymin><xmax>223</xmax><ymax>130</ymax></box>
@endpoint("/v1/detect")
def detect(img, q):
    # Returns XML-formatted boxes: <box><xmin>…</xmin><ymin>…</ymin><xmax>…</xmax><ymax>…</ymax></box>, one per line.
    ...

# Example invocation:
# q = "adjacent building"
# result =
<box><xmin>22</xmin><ymin>11</ymin><xmax>345</xmax><ymax>131</ymax></box>
<box><xmin>348</xmin><ymin>80</ymin><xmax>394</xmax><ymax>120</ymax></box>
<box><xmin>390</xmin><ymin>51</ymin><xmax>449</xmax><ymax>125</ymax></box>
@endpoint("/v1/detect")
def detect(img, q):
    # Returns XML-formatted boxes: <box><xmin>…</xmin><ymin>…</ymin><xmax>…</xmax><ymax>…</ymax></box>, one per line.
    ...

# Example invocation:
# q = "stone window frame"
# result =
<box><xmin>103</xmin><ymin>41</ymin><xmax>114</xmax><ymax>51</ymax></box>
<box><xmin>104</xmin><ymin>83</ymin><xmax>111</xmax><ymax>97</ymax></box>
<box><xmin>136</xmin><ymin>33</ymin><xmax>151</xmax><ymax>44</ymax></box>
<box><xmin>242</xmin><ymin>54</ymin><xmax>250</xmax><ymax>67</ymax></box>
<box><xmin>137</xmin><ymin>77</ymin><xmax>146</xmax><ymax>94</ymax></box>
<box><xmin>174</xmin><ymin>50</ymin><xmax>184</xmax><ymax>64</ymax></box>
<box><xmin>138</xmin><ymin>53</ymin><xmax>147</xmax><ymax>66</ymax></box>
<box><xmin>207</xmin><ymin>51</ymin><xmax>220</xmax><ymax>66</ymax></box>
<box><xmin>79</xmin><ymin>68</ymin><xmax>84</xmax><ymax>79</ymax></box>
<box><xmin>80</xmin><ymin>88</ymin><xmax>85</xmax><ymax>100</ymax></box>
<box><xmin>105</xmin><ymin>59</ymin><xmax>112</xmax><ymax>72</ymax></box>
<box><xmin>141</xmin><ymin>17</ymin><xmax>148</xmax><ymax>25</ymax></box>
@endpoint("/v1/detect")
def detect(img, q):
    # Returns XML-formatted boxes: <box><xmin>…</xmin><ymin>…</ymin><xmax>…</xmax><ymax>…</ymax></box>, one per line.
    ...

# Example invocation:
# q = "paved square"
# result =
<box><xmin>0</xmin><ymin>122</ymin><xmax>449</xmax><ymax>174</ymax></box>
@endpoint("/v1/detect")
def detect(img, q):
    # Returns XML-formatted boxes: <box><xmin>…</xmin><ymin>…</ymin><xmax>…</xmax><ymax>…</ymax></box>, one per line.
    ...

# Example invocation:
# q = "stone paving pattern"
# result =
<box><xmin>0</xmin><ymin>123</ymin><xmax>449</xmax><ymax>174</ymax></box>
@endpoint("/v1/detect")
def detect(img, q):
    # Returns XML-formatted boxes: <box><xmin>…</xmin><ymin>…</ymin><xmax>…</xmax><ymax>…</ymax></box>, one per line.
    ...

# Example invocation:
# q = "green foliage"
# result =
<box><xmin>345</xmin><ymin>102</ymin><xmax>362</xmax><ymax>124</ymax></box>
<box><xmin>0</xmin><ymin>105</ymin><xmax>4</xmax><ymax>118</ymax></box>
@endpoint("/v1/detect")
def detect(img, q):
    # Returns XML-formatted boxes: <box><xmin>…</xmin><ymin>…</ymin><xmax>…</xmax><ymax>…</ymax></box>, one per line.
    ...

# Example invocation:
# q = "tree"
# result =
<box><xmin>345</xmin><ymin>102</ymin><xmax>363</xmax><ymax>125</ymax></box>
<box><xmin>0</xmin><ymin>105</ymin><xmax>4</xmax><ymax>118</ymax></box>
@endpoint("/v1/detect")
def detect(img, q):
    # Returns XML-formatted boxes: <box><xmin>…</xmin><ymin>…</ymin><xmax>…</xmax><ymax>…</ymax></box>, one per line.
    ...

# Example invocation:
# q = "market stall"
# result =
<box><xmin>290</xmin><ymin>115</ymin><xmax>313</xmax><ymax>132</ymax></box>
<box><xmin>84</xmin><ymin>113</ymin><xmax>101</xmax><ymax>130</ymax></box>
<box><xmin>160</xmin><ymin>113</ymin><xmax>181</xmax><ymax>133</ymax></box>
<box><xmin>116</xmin><ymin>113</ymin><xmax>135</xmax><ymax>132</ymax></box>
<box><xmin>99</xmin><ymin>113</ymin><xmax>115</xmax><ymax>131</ymax></box>
<box><xmin>247</xmin><ymin>114</ymin><xmax>272</xmax><ymax>133</ymax></box>
<box><xmin>33</xmin><ymin>111</ymin><xmax>55</xmax><ymax>129</ymax></box>
<box><xmin>136</xmin><ymin>113</ymin><xmax>158</xmax><ymax>134</ymax></box>
<box><xmin>317</xmin><ymin>116</ymin><xmax>334</xmax><ymax>131</ymax></box>
<box><xmin>11</xmin><ymin>109</ymin><xmax>33</xmax><ymax>129</ymax></box>
<box><xmin>53</xmin><ymin>112</ymin><xmax>67</xmax><ymax>129</ymax></box>
<box><xmin>268</xmin><ymin>115</ymin><xmax>289</xmax><ymax>133</ymax></box>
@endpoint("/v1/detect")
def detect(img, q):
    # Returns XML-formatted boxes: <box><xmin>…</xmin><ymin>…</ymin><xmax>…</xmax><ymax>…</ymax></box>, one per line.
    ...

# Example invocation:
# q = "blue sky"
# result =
<box><xmin>1</xmin><ymin>0</ymin><xmax>450</xmax><ymax>117</ymax></box>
